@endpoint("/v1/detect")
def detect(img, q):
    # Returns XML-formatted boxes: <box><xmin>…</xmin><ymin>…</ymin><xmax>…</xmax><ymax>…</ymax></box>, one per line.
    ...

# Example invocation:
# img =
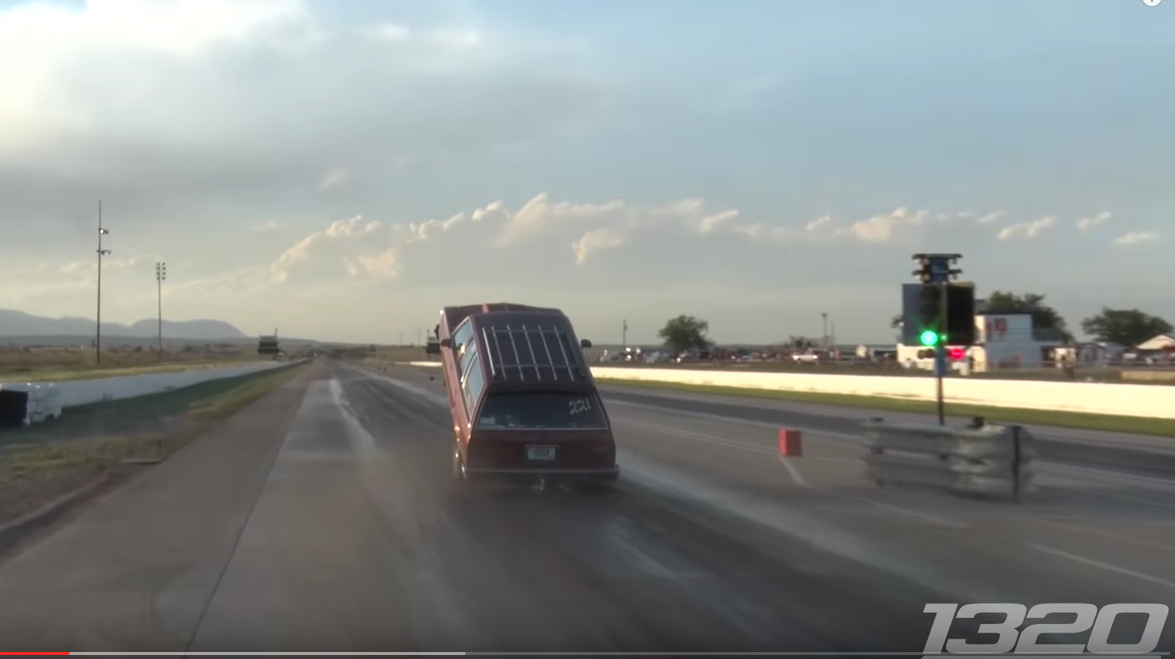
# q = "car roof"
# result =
<box><xmin>442</xmin><ymin>302</ymin><xmax>563</xmax><ymax>333</ymax></box>
<box><xmin>470</xmin><ymin>312</ymin><xmax>593</xmax><ymax>389</ymax></box>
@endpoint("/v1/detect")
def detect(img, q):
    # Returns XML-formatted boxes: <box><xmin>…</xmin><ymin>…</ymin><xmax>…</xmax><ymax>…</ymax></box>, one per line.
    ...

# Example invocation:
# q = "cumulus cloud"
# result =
<box><xmin>269</xmin><ymin>215</ymin><xmax>383</xmax><ymax>283</ymax></box>
<box><xmin>253</xmin><ymin>194</ymin><xmax>1005</xmax><ymax>283</ymax></box>
<box><xmin>997</xmin><ymin>216</ymin><xmax>1056</xmax><ymax>241</ymax></box>
<box><xmin>1076</xmin><ymin>211</ymin><xmax>1112</xmax><ymax>230</ymax></box>
<box><xmin>317</xmin><ymin>169</ymin><xmax>350</xmax><ymax>191</ymax></box>
<box><xmin>834</xmin><ymin>208</ymin><xmax>932</xmax><ymax>243</ymax></box>
<box><xmin>1114</xmin><ymin>231</ymin><xmax>1159</xmax><ymax>245</ymax></box>
<box><xmin>975</xmin><ymin>211</ymin><xmax>1007</xmax><ymax>224</ymax></box>
<box><xmin>494</xmin><ymin>193</ymin><xmax>625</xmax><ymax>247</ymax></box>
<box><xmin>572</xmin><ymin>228</ymin><xmax>626</xmax><ymax>264</ymax></box>
<box><xmin>697</xmin><ymin>210</ymin><xmax>740</xmax><ymax>234</ymax></box>
<box><xmin>0</xmin><ymin>0</ymin><xmax>617</xmax><ymax>231</ymax></box>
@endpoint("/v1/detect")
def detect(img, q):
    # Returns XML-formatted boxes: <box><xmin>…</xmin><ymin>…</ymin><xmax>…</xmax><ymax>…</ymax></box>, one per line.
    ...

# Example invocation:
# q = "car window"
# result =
<box><xmin>459</xmin><ymin>342</ymin><xmax>479</xmax><ymax>382</ymax></box>
<box><xmin>455</xmin><ymin>322</ymin><xmax>484</xmax><ymax>376</ymax></box>
<box><xmin>462</xmin><ymin>357</ymin><xmax>484</xmax><ymax>414</ymax></box>
<box><xmin>476</xmin><ymin>392</ymin><xmax>607</xmax><ymax>430</ymax></box>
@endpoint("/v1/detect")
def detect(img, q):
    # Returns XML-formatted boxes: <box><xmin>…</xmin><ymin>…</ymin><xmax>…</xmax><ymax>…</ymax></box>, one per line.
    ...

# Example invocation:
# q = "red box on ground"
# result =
<box><xmin>778</xmin><ymin>429</ymin><xmax>802</xmax><ymax>457</ymax></box>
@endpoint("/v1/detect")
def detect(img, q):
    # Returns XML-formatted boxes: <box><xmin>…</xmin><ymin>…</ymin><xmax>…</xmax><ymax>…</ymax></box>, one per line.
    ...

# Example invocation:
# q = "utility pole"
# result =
<box><xmin>96</xmin><ymin>201</ymin><xmax>111</xmax><ymax>364</ymax></box>
<box><xmin>821</xmin><ymin>312</ymin><xmax>829</xmax><ymax>348</ymax></box>
<box><xmin>155</xmin><ymin>262</ymin><xmax>166</xmax><ymax>360</ymax></box>
<box><xmin>622</xmin><ymin>319</ymin><xmax>628</xmax><ymax>348</ymax></box>
<box><xmin>399</xmin><ymin>331</ymin><xmax>404</xmax><ymax>346</ymax></box>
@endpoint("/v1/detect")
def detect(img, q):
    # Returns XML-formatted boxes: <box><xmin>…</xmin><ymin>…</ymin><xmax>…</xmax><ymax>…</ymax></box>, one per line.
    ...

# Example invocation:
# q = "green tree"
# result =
<box><xmin>658</xmin><ymin>315</ymin><xmax>711</xmax><ymax>353</ymax></box>
<box><xmin>985</xmin><ymin>291</ymin><xmax>1073</xmax><ymax>342</ymax></box>
<box><xmin>1081</xmin><ymin>308</ymin><xmax>1173</xmax><ymax>347</ymax></box>
<box><xmin>784</xmin><ymin>335</ymin><xmax>818</xmax><ymax>349</ymax></box>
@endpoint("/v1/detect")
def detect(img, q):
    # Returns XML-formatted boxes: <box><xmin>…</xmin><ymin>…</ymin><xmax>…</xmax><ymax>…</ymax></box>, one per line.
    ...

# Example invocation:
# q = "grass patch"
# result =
<box><xmin>0</xmin><ymin>359</ymin><xmax>265</xmax><ymax>383</ymax></box>
<box><xmin>598</xmin><ymin>377</ymin><xmax>1175</xmax><ymax>439</ymax></box>
<box><xmin>0</xmin><ymin>363</ymin><xmax>305</xmax><ymax>526</ymax></box>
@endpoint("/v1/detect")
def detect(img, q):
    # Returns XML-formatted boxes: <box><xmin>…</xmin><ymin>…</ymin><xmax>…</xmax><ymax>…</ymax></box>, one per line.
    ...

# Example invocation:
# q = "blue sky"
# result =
<box><xmin>0</xmin><ymin>0</ymin><xmax>1170</xmax><ymax>344</ymax></box>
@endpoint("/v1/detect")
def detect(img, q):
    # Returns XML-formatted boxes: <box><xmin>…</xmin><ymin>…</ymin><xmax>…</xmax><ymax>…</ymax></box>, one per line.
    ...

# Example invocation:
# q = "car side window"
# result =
<box><xmin>453</xmin><ymin>321</ymin><xmax>474</xmax><ymax>353</ymax></box>
<box><xmin>461</xmin><ymin>355</ymin><xmax>484</xmax><ymax>415</ymax></box>
<box><xmin>454</xmin><ymin>322</ymin><xmax>478</xmax><ymax>373</ymax></box>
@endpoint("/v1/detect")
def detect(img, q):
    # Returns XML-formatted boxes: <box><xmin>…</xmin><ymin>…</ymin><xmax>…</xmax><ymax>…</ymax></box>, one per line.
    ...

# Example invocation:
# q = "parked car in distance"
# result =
<box><xmin>436</xmin><ymin>302</ymin><xmax>620</xmax><ymax>492</ymax></box>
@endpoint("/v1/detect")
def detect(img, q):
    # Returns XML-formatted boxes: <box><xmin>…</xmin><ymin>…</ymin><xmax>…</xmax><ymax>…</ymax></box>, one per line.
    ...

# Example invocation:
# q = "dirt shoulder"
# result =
<box><xmin>0</xmin><ymin>363</ymin><xmax>311</xmax><ymax>536</ymax></box>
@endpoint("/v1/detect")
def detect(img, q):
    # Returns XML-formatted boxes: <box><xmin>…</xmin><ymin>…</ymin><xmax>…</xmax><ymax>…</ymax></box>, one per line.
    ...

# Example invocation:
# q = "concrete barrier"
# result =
<box><xmin>586</xmin><ymin>366</ymin><xmax>1175</xmax><ymax>420</ymax></box>
<box><xmin>404</xmin><ymin>361</ymin><xmax>1174</xmax><ymax>419</ymax></box>
<box><xmin>0</xmin><ymin>362</ymin><xmax>294</xmax><ymax>425</ymax></box>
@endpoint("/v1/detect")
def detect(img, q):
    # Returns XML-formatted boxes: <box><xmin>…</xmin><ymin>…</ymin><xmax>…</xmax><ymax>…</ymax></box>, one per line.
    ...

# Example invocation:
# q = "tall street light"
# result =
<box><xmin>155</xmin><ymin>261</ymin><xmax>167</xmax><ymax>360</ymax></box>
<box><xmin>96</xmin><ymin>201</ymin><xmax>111</xmax><ymax>364</ymax></box>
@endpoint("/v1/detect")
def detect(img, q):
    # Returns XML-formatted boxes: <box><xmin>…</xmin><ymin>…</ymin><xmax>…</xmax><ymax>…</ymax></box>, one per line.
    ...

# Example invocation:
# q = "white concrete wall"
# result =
<box><xmin>0</xmin><ymin>362</ymin><xmax>292</xmax><ymax>425</ymax></box>
<box><xmin>404</xmin><ymin>361</ymin><xmax>1173</xmax><ymax>419</ymax></box>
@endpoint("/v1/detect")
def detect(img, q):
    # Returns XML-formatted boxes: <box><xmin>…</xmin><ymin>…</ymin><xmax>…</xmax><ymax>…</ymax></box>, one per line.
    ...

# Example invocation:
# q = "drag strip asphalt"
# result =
<box><xmin>594</xmin><ymin>382</ymin><xmax>1175</xmax><ymax>479</ymax></box>
<box><xmin>0</xmin><ymin>361</ymin><xmax>1169</xmax><ymax>653</ymax></box>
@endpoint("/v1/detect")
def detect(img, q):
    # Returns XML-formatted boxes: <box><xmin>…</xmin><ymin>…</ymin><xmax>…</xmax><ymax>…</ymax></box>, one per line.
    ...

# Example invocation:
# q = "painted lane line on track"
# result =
<box><xmin>1103</xmin><ymin>491</ymin><xmax>1175</xmax><ymax>510</ymax></box>
<box><xmin>777</xmin><ymin>455</ymin><xmax>809</xmax><ymax>488</ymax></box>
<box><xmin>604</xmin><ymin>397</ymin><xmax>1175</xmax><ymax>494</ymax></box>
<box><xmin>1044</xmin><ymin>462</ymin><xmax>1175</xmax><ymax>493</ymax></box>
<box><xmin>854</xmin><ymin>498</ymin><xmax>969</xmax><ymax>529</ymax></box>
<box><xmin>1027</xmin><ymin>543</ymin><xmax>1175</xmax><ymax>591</ymax></box>
<box><xmin>1039</xmin><ymin>519</ymin><xmax>1175</xmax><ymax>555</ymax></box>
<box><xmin>614</xmin><ymin>417</ymin><xmax>980</xmax><ymax>527</ymax></box>
<box><xmin>617</xmin><ymin>416</ymin><xmax>812</xmax><ymax>485</ymax></box>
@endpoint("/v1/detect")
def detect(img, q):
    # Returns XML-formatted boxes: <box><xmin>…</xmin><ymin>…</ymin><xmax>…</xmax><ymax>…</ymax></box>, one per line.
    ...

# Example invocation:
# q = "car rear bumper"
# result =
<box><xmin>463</xmin><ymin>465</ymin><xmax>619</xmax><ymax>484</ymax></box>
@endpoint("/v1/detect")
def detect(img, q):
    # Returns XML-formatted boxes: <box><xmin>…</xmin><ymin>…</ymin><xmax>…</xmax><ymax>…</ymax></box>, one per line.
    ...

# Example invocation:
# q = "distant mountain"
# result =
<box><xmin>0</xmin><ymin>308</ymin><xmax>248</xmax><ymax>340</ymax></box>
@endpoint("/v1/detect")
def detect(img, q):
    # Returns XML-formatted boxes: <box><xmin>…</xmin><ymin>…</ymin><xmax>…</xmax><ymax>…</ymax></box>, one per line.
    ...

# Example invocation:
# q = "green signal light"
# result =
<box><xmin>919</xmin><ymin>330</ymin><xmax>939</xmax><ymax>346</ymax></box>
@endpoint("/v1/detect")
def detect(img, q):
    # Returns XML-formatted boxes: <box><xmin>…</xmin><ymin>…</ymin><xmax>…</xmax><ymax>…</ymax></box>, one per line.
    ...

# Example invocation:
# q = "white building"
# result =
<box><xmin>897</xmin><ymin>311</ymin><xmax>1065</xmax><ymax>373</ymax></box>
<box><xmin>1137</xmin><ymin>333</ymin><xmax>1175</xmax><ymax>351</ymax></box>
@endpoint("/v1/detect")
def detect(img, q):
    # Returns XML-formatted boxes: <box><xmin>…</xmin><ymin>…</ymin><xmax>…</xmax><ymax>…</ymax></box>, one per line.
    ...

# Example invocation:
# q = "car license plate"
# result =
<box><xmin>526</xmin><ymin>445</ymin><xmax>557</xmax><ymax>461</ymax></box>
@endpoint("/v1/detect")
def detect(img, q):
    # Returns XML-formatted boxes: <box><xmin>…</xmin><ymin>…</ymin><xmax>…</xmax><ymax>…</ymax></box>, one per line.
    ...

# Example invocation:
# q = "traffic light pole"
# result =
<box><xmin>911</xmin><ymin>253</ymin><xmax>962</xmax><ymax>427</ymax></box>
<box><xmin>935</xmin><ymin>283</ymin><xmax>947</xmax><ymax>425</ymax></box>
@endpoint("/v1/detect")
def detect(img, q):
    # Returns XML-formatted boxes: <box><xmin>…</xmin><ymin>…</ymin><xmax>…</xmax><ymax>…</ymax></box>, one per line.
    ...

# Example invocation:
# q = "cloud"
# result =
<box><xmin>0</xmin><ymin>188</ymin><xmax>1020</xmax><ymax>313</ymax></box>
<box><xmin>249</xmin><ymin>221</ymin><xmax>281</xmax><ymax>233</ymax></box>
<box><xmin>834</xmin><ymin>207</ymin><xmax>932</xmax><ymax>243</ymax></box>
<box><xmin>1114</xmin><ymin>231</ymin><xmax>1159</xmax><ymax>245</ymax></box>
<box><xmin>269</xmin><ymin>215</ymin><xmax>383</xmax><ymax>283</ymax></box>
<box><xmin>572</xmin><ymin>227</ymin><xmax>626</xmax><ymax>264</ymax></box>
<box><xmin>975</xmin><ymin>211</ymin><xmax>1007</xmax><ymax>224</ymax></box>
<box><xmin>697</xmin><ymin>210</ymin><xmax>740</xmax><ymax>234</ymax></box>
<box><xmin>252</xmin><ymin>194</ymin><xmax>1005</xmax><ymax>281</ymax></box>
<box><xmin>0</xmin><ymin>0</ymin><xmax>618</xmax><ymax>232</ymax></box>
<box><xmin>494</xmin><ymin>193</ymin><xmax>625</xmax><ymax>247</ymax></box>
<box><xmin>651</xmin><ymin>199</ymin><xmax>705</xmax><ymax>217</ymax></box>
<box><xmin>1076</xmin><ymin>211</ymin><xmax>1112</xmax><ymax>230</ymax></box>
<box><xmin>59</xmin><ymin>253</ymin><xmax>154</xmax><ymax>274</ymax></box>
<box><xmin>317</xmin><ymin>169</ymin><xmax>349</xmax><ymax>191</ymax></box>
<box><xmin>997</xmin><ymin>216</ymin><xmax>1056</xmax><ymax>241</ymax></box>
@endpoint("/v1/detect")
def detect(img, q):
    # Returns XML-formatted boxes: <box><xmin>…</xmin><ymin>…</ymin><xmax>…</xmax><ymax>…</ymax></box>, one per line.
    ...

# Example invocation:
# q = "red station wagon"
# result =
<box><xmin>437</xmin><ymin>303</ymin><xmax>620</xmax><ymax>491</ymax></box>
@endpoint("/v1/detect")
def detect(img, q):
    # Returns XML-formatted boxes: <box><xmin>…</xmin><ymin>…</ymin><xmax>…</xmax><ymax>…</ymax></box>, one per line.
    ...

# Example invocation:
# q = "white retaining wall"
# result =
<box><xmin>403</xmin><ymin>361</ymin><xmax>1175</xmax><ymax>420</ymax></box>
<box><xmin>0</xmin><ymin>362</ymin><xmax>292</xmax><ymax>425</ymax></box>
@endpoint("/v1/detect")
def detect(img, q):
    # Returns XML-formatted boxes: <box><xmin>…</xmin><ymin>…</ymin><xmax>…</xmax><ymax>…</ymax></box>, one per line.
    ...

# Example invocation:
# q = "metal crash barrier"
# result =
<box><xmin>861</xmin><ymin>417</ymin><xmax>1035</xmax><ymax>501</ymax></box>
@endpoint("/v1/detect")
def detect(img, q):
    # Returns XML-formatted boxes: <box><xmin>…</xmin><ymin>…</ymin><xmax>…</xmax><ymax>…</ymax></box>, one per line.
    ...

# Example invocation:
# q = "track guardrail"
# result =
<box><xmin>861</xmin><ymin>417</ymin><xmax>1035</xmax><ymax>501</ymax></box>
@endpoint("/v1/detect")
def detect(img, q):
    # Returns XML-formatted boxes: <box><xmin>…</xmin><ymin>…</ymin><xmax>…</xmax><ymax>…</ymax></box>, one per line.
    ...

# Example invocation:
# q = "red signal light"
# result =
<box><xmin>948</xmin><ymin>347</ymin><xmax>965</xmax><ymax>361</ymax></box>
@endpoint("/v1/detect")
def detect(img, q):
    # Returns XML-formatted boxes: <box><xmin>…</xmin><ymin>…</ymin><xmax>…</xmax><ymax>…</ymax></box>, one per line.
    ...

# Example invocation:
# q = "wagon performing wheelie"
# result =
<box><xmin>436</xmin><ymin>303</ymin><xmax>620</xmax><ymax>493</ymax></box>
